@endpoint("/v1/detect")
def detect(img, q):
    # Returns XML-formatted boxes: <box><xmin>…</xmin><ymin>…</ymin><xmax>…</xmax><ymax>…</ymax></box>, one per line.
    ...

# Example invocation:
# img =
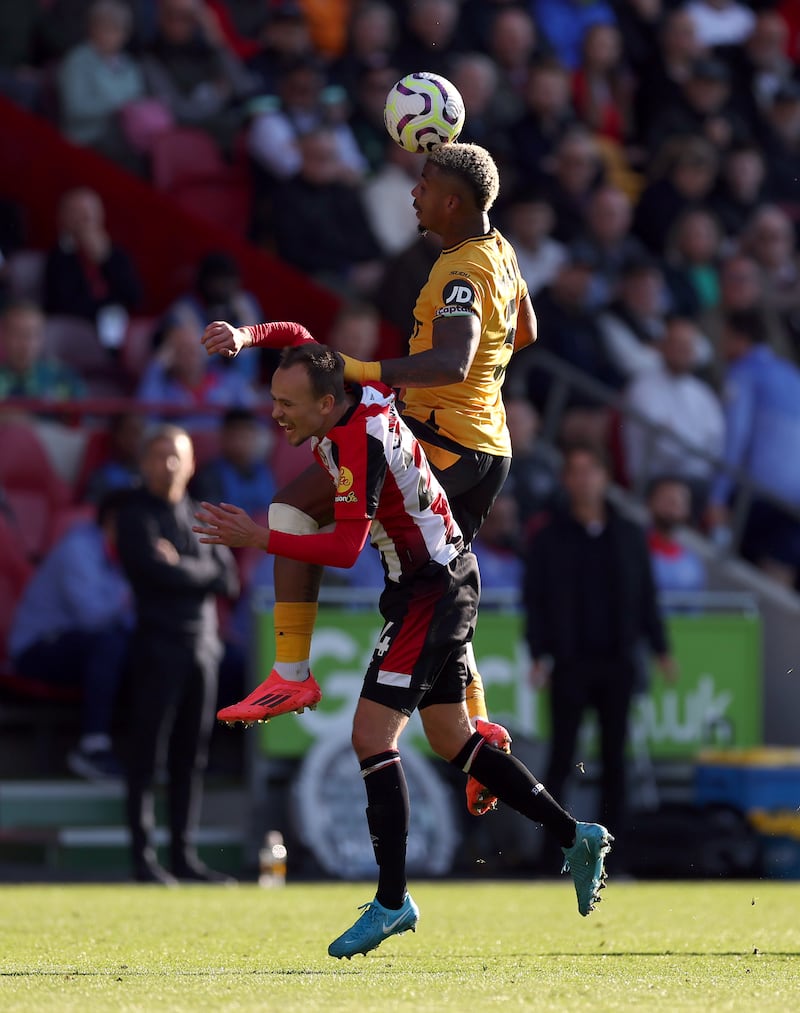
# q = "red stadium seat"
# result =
<box><xmin>170</xmin><ymin>178</ymin><xmax>251</xmax><ymax>236</ymax></box>
<box><xmin>151</xmin><ymin>127</ymin><xmax>227</xmax><ymax>191</ymax></box>
<box><xmin>0</xmin><ymin>513</ymin><xmax>33</xmax><ymax>665</ymax></box>
<box><xmin>150</xmin><ymin>127</ymin><xmax>251</xmax><ymax>236</ymax></box>
<box><xmin>0</xmin><ymin>422</ymin><xmax>71</xmax><ymax>560</ymax></box>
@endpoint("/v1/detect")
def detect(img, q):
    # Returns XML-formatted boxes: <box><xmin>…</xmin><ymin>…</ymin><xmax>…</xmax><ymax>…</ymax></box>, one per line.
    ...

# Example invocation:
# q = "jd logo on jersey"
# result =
<box><xmin>442</xmin><ymin>280</ymin><xmax>475</xmax><ymax>308</ymax></box>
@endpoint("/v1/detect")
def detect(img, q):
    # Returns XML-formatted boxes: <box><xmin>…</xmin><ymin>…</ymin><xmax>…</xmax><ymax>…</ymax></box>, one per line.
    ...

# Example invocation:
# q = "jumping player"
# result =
<box><xmin>202</xmin><ymin>142</ymin><xmax>537</xmax><ymax>816</ymax></box>
<box><xmin>194</xmin><ymin>344</ymin><xmax>613</xmax><ymax>957</ymax></box>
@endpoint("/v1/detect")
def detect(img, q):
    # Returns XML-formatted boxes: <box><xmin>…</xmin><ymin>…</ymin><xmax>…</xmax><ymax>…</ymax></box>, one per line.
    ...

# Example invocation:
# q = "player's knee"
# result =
<box><xmin>425</xmin><ymin>726</ymin><xmax>464</xmax><ymax>762</ymax></box>
<box><xmin>268</xmin><ymin>503</ymin><xmax>319</xmax><ymax>535</ymax></box>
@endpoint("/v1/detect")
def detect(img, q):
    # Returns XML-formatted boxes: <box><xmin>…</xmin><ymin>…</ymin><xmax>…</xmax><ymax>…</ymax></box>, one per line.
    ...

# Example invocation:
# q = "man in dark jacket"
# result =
<box><xmin>523</xmin><ymin>444</ymin><xmax>676</xmax><ymax>863</ymax></box>
<box><xmin>117</xmin><ymin>423</ymin><xmax>239</xmax><ymax>884</ymax></box>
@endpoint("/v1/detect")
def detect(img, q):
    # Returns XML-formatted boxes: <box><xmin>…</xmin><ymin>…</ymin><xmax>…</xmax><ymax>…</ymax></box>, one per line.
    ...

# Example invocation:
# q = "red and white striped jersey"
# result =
<box><xmin>312</xmin><ymin>384</ymin><xmax>463</xmax><ymax>582</ymax></box>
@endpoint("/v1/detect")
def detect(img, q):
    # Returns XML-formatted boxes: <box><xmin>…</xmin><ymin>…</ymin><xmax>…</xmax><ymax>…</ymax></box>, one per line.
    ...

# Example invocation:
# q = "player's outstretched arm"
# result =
<box><xmin>201</xmin><ymin>320</ymin><xmax>317</xmax><ymax>359</ymax></box>
<box><xmin>342</xmin><ymin>315</ymin><xmax>480</xmax><ymax>389</ymax></box>
<box><xmin>194</xmin><ymin>503</ymin><xmax>370</xmax><ymax>567</ymax></box>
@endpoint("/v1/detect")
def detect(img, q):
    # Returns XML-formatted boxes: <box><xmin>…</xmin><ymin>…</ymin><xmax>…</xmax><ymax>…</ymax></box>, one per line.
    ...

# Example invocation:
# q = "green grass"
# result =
<box><xmin>1</xmin><ymin>881</ymin><xmax>798</xmax><ymax>1011</ymax></box>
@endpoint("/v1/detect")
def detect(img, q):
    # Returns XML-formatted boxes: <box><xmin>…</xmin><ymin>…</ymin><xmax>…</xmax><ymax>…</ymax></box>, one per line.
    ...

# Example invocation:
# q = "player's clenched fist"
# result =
<box><xmin>200</xmin><ymin>320</ymin><xmax>252</xmax><ymax>359</ymax></box>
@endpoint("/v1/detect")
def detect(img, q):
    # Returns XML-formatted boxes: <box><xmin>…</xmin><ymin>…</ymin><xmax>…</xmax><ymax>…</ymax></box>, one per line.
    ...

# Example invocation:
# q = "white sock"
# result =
<box><xmin>273</xmin><ymin>661</ymin><xmax>310</xmax><ymax>682</ymax></box>
<box><xmin>79</xmin><ymin>733</ymin><xmax>111</xmax><ymax>753</ymax></box>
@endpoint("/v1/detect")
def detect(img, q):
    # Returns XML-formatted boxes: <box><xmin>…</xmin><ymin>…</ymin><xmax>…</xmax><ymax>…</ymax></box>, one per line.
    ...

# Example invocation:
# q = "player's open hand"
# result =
<box><xmin>193</xmin><ymin>502</ymin><xmax>265</xmax><ymax>549</ymax></box>
<box><xmin>201</xmin><ymin>321</ymin><xmax>248</xmax><ymax>359</ymax></box>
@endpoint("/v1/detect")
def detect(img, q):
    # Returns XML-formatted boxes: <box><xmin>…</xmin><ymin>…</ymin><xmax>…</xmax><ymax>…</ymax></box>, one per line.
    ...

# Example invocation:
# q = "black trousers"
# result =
<box><xmin>125</xmin><ymin>632</ymin><xmax>219</xmax><ymax>871</ymax></box>
<box><xmin>545</xmin><ymin>657</ymin><xmax>637</xmax><ymax>846</ymax></box>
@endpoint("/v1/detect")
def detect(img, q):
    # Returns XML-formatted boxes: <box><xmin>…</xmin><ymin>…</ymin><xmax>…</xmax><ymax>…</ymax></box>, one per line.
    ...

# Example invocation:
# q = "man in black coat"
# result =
<box><xmin>523</xmin><ymin>444</ymin><xmax>676</xmax><ymax>864</ymax></box>
<box><xmin>117</xmin><ymin>423</ymin><xmax>239</xmax><ymax>884</ymax></box>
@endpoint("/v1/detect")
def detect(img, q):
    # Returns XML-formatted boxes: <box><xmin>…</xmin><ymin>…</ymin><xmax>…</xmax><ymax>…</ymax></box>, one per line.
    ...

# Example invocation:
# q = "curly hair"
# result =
<box><xmin>426</xmin><ymin>142</ymin><xmax>500</xmax><ymax>211</ymax></box>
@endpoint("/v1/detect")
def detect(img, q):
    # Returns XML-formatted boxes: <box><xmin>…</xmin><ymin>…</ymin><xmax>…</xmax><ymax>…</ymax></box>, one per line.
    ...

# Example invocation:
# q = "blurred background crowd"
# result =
<box><xmin>0</xmin><ymin>0</ymin><xmax>799</xmax><ymax>792</ymax></box>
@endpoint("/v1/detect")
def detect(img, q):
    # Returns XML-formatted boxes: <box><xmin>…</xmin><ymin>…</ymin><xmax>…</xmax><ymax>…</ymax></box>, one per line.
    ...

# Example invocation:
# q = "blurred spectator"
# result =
<box><xmin>709</xmin><ymin>309</ymin><xmax>800</xmax><ymax>587</ymax></box>
<box><xmin>623</xmin><ymin>315</ymin><xmax>724</xmax><ymax>508</ymax></box>
<box><xmin>449</xmin><ymin>51</ymin><xmax>509</xmax><ymax>155</ymax></box>
<box><xmin>245</xmin><ymin>2</ymin><xmax>315</xmax><ymax>95</ymax></box>
<box><xmin>362</xmin><ymin>142</ymin><xmax>424</xmax><ymax>258</ymax></box>
<box><xmin>57</xmin><ymin>0</ymin><xmax>147</xmax><ymax>171</ymax></box>
<box><xmin>647</xmin><ymin>57</ymin><xmax>750</xmax><ymax>155</ymax></box>
<box><xmin>137</xmin><ymin>319</ymin><xmax>257</xmax><ymax>428</ymax></box>
<box><xmin>646</xmin><ymin>476</ymin><xmax>707</xmax><ymax>593</ymax></box>
<box><xmin>142</xmin><ymin>0</ymin><xmax>256</xmax><ymax>153</ymax></box>
<box><xmin>598</xmin><ymin>257</ymin><xmax>668</xmax><ymax>381</ymax></box>
<box><xmin>709</xmin><ymin>142</ymin><xmax>769</xmax><ymax>240</ymax></box>
<box><xmin>393</xmin><ymin>0</ymin><xmax>464</xmax><ymax>77</ymax></box>
<box><xmin>607</xmin><ymin>0</ymin><xmax>663</xmax><ymax>81</ymax></box>
<box><xmin>635</xmin><ymin>8</ymin><xmax>704</xmax><ymax>143</ymax></box>
<box><xmin>502</xmin><ymin>191</ymin><xmax>568</xmax><ymax>298</ymax></box>
<box><xmin>570</xmin><ymin>185</ymin><xmax>645</xmax><ymax>307</ymax></box>
<box><xmin>165</xmin><ymin>250</ymin><xmax>266</xmax><ymax>384</ymax></box>
<box><xmin>759</xmin><ymin>82</ymin><xmax>800</xmax><ymax>209</ymax></box>
<box><xmin>700</xmin><ymin>253</ymin><xmax>792</xmax><ymax>376</ymax></box>
<box><xmin>330</xmin><ymin>1</ymin><xmax>398</xmax><ymax>97</ymax></box>
<box><xmin>204</xmin><ymin>0</ymin><xmax>266</xmax><ymax>61</ymax></box>
<box><xmin>117</xmin><ymin>424</ymin><xmax>239</xmax><ymax>883</ymax></box>
<box><xmin>665</xmin><ymin>207</ymin><xmax>723</xmax><ymax>311</ymax></box>
<box><xmin>501</xmin><ymin>397</ymin><xmax>561</xmax><ymax>525</ymax></box>
<box><xmin>0</xmin><ymin>2</ymin><xmax>44</xmax><ymax>111</ymax></box>
<box><xmin>373</xmin><ymin>231</ymin><xmax>442</xmax><ymax>337</ymax></box>
<box><xmin>44</xmin><ymin>188</ymin><xmax>141</xmax><ymax>323</ymax></box>
<box><xmin>633</xmin><ymin>136</ymin><xmax>718</xmax><ymax>254</ymax></box>
<box><xmin>514</xmin><ymin>255</ymin><xmax>623</xmax><ymax>415</ymax></box>
<box><xmin>247</xmin><ymin>57</ymin><xmax>366</xmax><ymax>183</ymax></box>
<box><xmin>190</xmin><ymin>407</ymin><xmax>275</xmax><ymax>517</ymax></box>
<box><xmin>0</xmin><ymin>299</ymin><xmax>86</xmax><ymax>400</ymax></box>
<box><xmin>483</xmin><ymin>5</ymin><xmax>540</xmax><ymax>126</ymax></box>
<box><xmin>741</xmin><ymin>205</ymin><xmax>800</xmax><ymax>360</ymax></box>
<box><xmin>542</xmin><ymin>127</ymin><xmax>605</xmax><ymax>244</ymax></box>
<box><xmin>269</xmin><ymin>127</ymin><xmax>382</xmax><ymax>295</ymax></box>
<box><xmin>684</xmin><ymin>0</ymin><xmax>755</xmax><ymax>50</ymax></box>
<box><xmin>730</xmin><ymin>10</ymin><xmax>795</xmax><ymax>127</ymax></box>
<box><xmin>472</xmin><ymin>492</ymin><xmax>523</xmax><ymax>593</ymax></box>
<box><xmin>9</xmin><ymin>491</ymin><xmax>134</xmax><ymax>780</ymax></box>
<box><xmin>348</xmin><ymin>62</ymin><xmax>402</xmax><ymax>175</ymax></box>
<box><xmin>572</xmin><ymin>23</ymin><xmax>633</xmax><ymax>143</ymax></box>
<box><xmin>532</xmin><ymin>0</ymin><xmax>616</xmax><ymax>71</ymax></box>
<box><xmin>327</xmin><ymin>301</ymin><xmax>380</xmax><ymax>360</ymax></box>
<box><xmin>508</xmin><ymin>59</ymin><xmax>576</xmax><ymax>186</ymax></box>
<box><xmin>298</xmin><ymin>0</ymin><xmax>352</xmax><ymax>60</ymax></box>
<box><xmin>83</xmin><ymin>411</ymin><xmax>144</xmax><ymax>503</ymax></box>
<box><xmin>523</xmin><ymin>443</ymin><xmax>673</xmax><ymax>865</ymax></box>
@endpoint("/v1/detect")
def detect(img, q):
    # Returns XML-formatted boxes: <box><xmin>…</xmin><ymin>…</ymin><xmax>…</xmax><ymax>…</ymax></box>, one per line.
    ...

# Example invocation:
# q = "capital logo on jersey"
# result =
<box><xmin>337</xmin><ymin>466</ymin><xmax>354</xmax><ymax>494</ymax></box>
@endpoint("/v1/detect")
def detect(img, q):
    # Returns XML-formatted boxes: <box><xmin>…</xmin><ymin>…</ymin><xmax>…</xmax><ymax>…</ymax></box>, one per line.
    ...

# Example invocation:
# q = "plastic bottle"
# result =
<box><xmin>258</xmin><ymin>830</ymin><xmax>287</xmax><ymax>887</ymax></box>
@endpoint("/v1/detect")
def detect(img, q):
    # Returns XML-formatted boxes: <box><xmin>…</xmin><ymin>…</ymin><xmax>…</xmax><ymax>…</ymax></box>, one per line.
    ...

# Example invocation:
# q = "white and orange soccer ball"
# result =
<box><xmin>383</xmin><ymin>71</ymin><xmax>466</xmax><ymax>154</ymax></box>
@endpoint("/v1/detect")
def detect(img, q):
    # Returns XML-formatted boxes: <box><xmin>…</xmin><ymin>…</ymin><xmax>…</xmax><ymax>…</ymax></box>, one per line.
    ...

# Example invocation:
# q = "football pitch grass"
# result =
<box><xmin>1</xmin><ymin>880</ymin><xmax>798</xmax><ymax>1011</ymax></box>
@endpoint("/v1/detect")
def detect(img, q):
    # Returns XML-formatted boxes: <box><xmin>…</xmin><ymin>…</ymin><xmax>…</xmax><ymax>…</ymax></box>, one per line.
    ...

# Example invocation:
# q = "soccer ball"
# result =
<box><xmin>384</xmin><ymin>72</ymin><xmax>465</xmax><ymax>154</ymax></box>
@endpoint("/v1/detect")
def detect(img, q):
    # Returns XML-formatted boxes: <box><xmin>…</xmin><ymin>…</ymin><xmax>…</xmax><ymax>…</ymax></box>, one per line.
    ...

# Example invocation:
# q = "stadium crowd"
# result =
<box><xmin>0</xmin><ymin>0</ymin><xmax>799</xmax><ymax>791</ymax></box>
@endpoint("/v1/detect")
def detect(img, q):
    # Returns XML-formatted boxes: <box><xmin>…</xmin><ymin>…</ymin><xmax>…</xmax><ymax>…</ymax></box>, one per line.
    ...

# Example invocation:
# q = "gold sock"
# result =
<box><xmin>466</xmin><ymin>668</ymin><xmax>489</xmax><ymax>722</ymax></box>
<box><xmin>274</xmin><ymin>602</ymin><xmax>318</xmax><ymax>664</ymax></box>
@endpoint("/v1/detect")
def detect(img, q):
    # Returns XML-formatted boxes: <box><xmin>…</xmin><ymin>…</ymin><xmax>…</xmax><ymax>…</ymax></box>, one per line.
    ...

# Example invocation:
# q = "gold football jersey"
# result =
<box><xmin>402</xmin><ymin>229</ymin><xmax>528</xmax><ymax>456</ymax></box>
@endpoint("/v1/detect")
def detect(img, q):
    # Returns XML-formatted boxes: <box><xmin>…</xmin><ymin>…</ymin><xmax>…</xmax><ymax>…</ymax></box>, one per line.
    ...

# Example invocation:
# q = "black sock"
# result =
<box><xmin>452</xmin><ymin>732</ymin><xmax>576</xmax><ymax>848</ymax></box>
<box><xmin>360</xmin><ymin>750</ymin><xmax>409</xmax><ymax>910</ymax></box>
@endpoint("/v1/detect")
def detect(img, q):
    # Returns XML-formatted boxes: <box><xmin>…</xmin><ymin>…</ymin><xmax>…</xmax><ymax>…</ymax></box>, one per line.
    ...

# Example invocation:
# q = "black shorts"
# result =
<box><xmin>403</xmin><ymin>416</ymin><xmax>511</xmax><ymax>544</ymax></box>
<box><xmin>360</xmin><ymin>552</ymin><xmax>480</xmax><ymax>716</ymax></box>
